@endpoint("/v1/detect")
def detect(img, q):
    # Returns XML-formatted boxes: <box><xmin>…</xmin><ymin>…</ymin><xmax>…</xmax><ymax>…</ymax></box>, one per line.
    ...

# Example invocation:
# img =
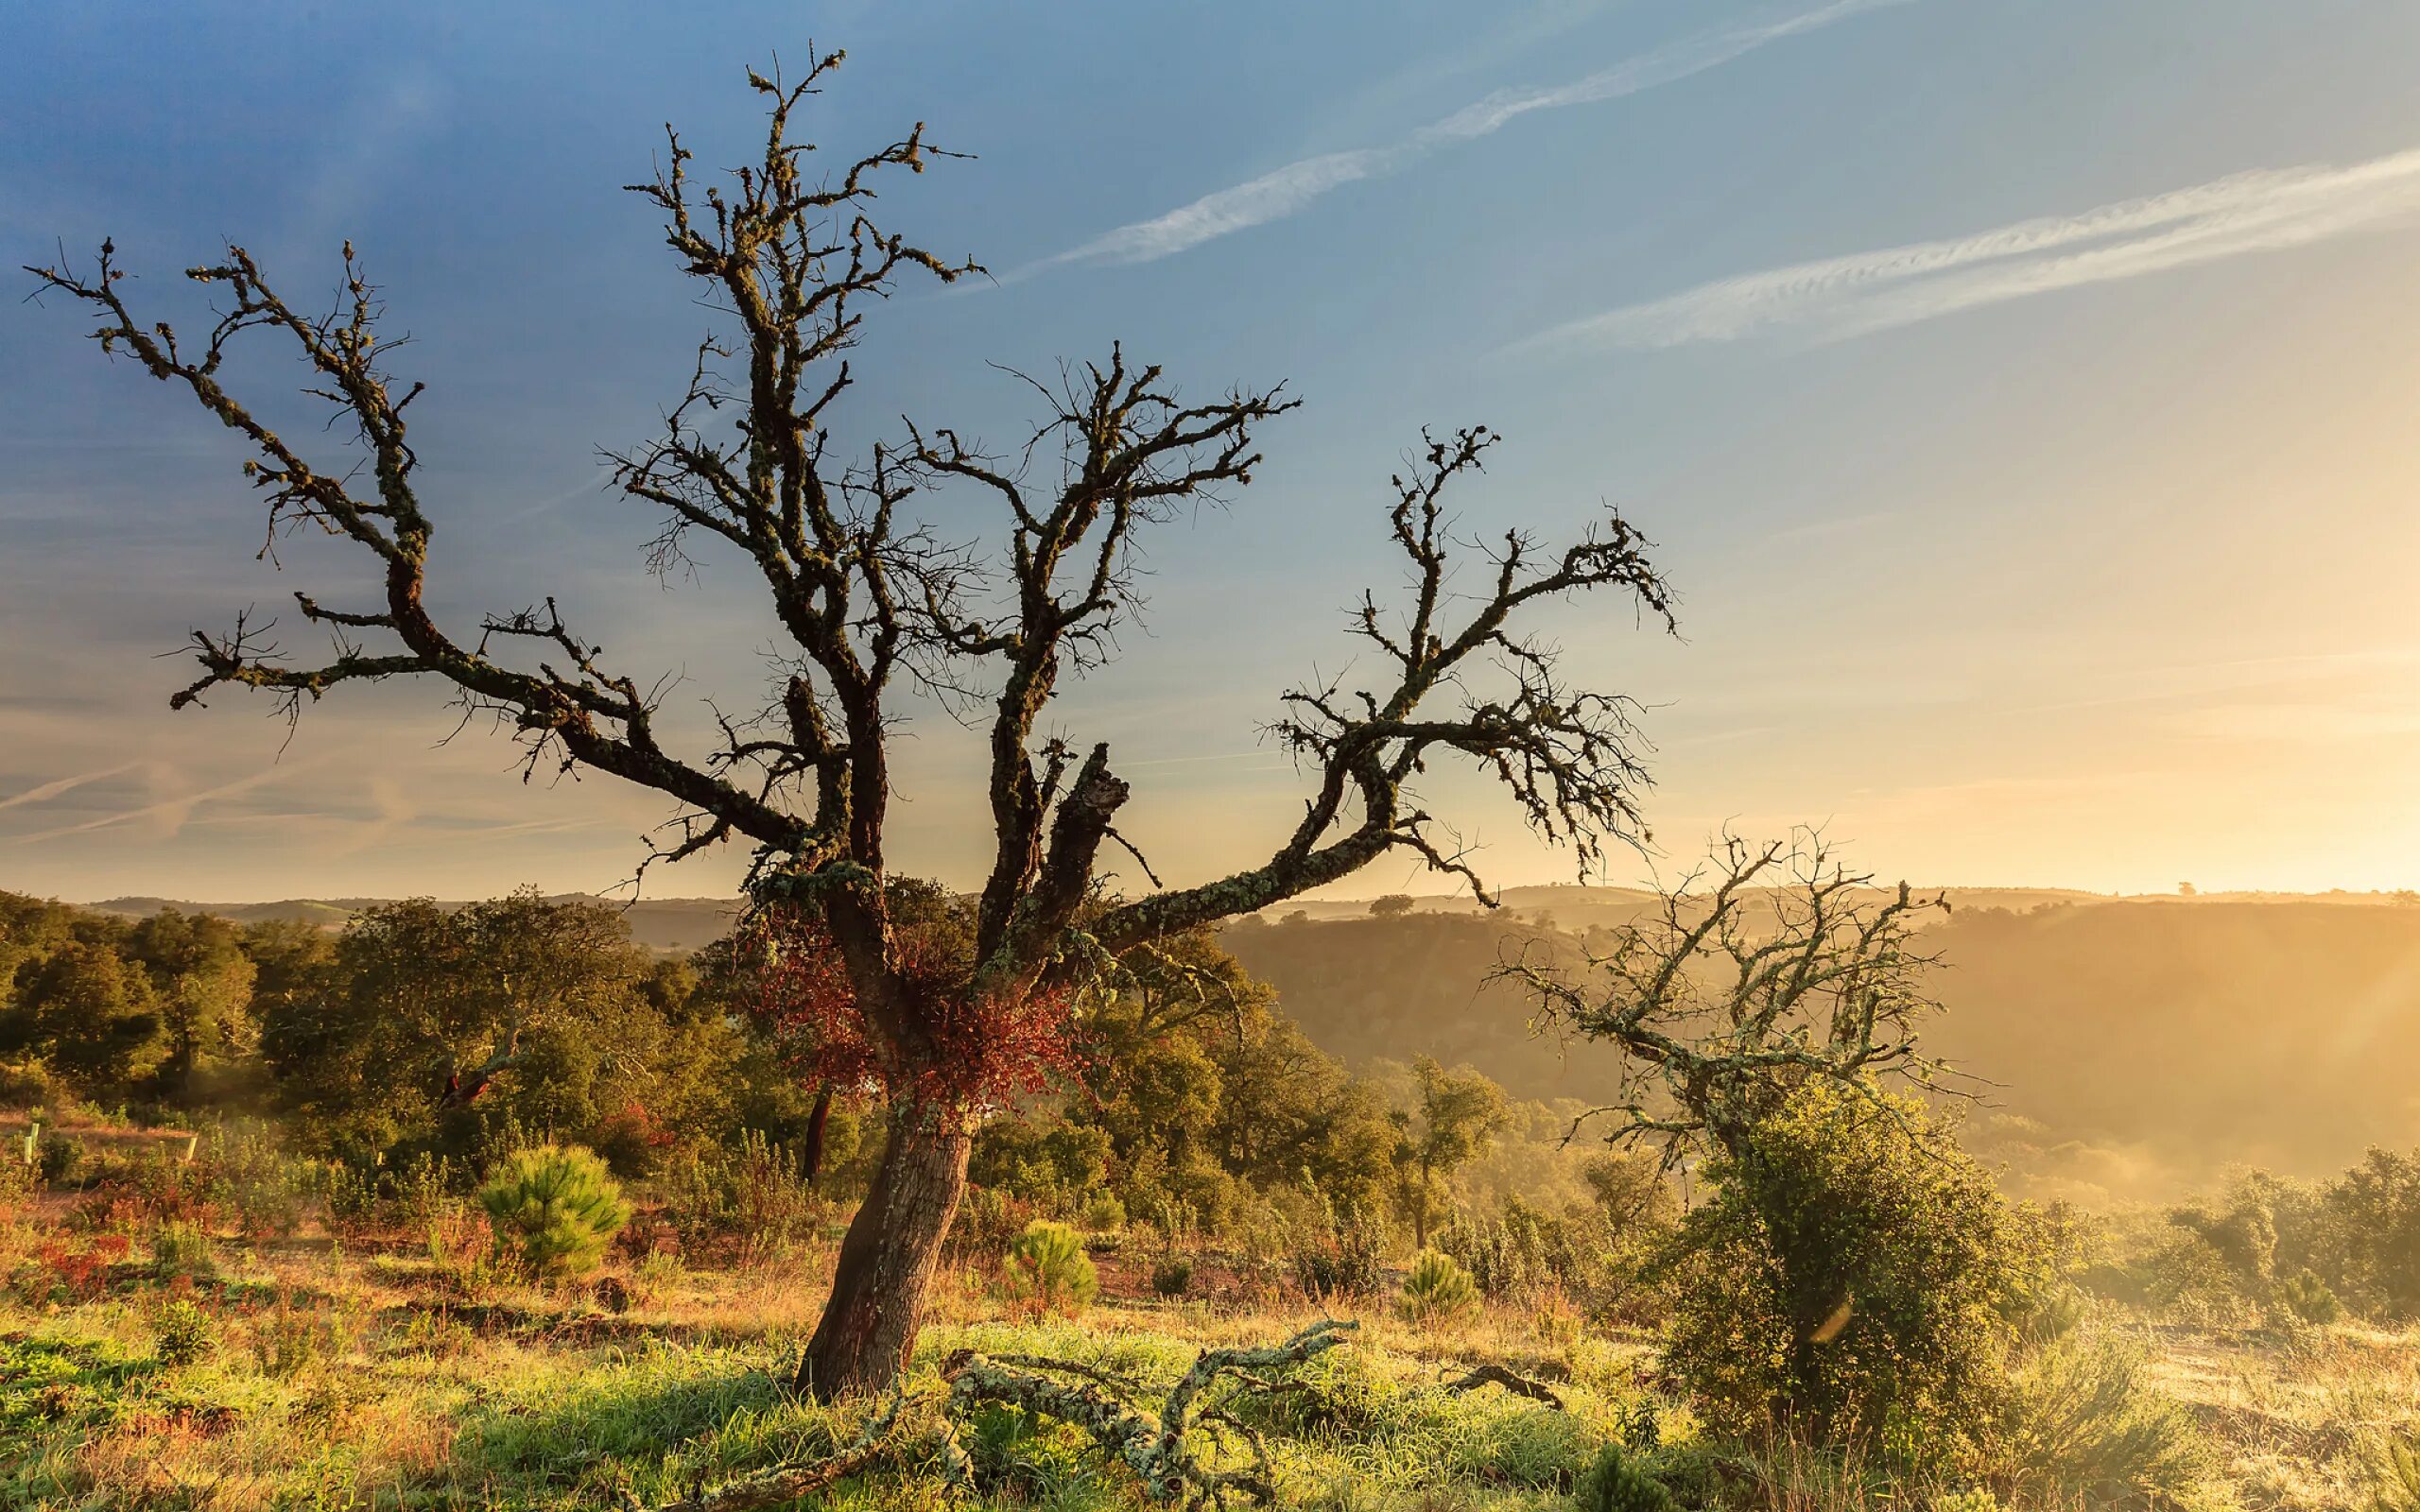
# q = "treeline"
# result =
<box><xmin>0</xmin><ymin>888</ymin><xmax>1613</xmax><ymax>1256</ymax></box>
<box><xmin>0</xmin><ymin>889</ymin><xmax>821</xmax><ymax>1179</ymax></box>
<box><xmin>2099</xmin><ymin>1155</ymin><xmax>2420</xmax><ymax>1326</ymax></box>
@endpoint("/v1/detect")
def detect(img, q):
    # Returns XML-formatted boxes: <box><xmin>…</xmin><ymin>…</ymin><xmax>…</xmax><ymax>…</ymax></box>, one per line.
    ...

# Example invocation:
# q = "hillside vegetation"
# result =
<box><xmin>1222</xmin><ymin>898</ymin><xmax>2420</xmax><ymax>1203</ymax></box>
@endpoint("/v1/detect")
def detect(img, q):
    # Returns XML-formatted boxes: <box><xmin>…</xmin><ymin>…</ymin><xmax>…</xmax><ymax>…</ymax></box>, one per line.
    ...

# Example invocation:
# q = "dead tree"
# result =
<box><xmin>1497</xmin><ymin>833</ymin><xmax>1956</xmax><ymax>1166</ymax></box>
<box><xmin>27</xmin><ymin>48</ymin><xmax>1674</xmax><ymax>1399</ymax></box>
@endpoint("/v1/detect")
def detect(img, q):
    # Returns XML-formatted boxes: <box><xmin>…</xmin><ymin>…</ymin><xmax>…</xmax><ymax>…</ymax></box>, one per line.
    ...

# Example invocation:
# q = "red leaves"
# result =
<box><xmin>736</xmin><ymin>902</ymin><xmax>1085</xmax><ymax>1112</ymax></box>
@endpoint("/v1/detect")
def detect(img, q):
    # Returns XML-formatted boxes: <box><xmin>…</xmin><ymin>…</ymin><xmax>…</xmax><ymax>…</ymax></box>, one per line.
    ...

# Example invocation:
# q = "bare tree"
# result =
<box><xmin>1498</xmin><ymin>833</ymin><xmax>1956</xmax><ymax>1166</ymax></box>
<box><xmin>27</xmin><ymin>49</ymin><xmax>1674</xmax><ymax>1398</ymax></box>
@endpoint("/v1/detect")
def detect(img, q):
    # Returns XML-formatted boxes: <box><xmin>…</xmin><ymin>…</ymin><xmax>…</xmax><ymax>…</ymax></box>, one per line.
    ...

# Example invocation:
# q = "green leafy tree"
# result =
<box><xmin>2319</xmin><ymin>1146</ymin><xmax>2420</xmax><ymax>1322</ymax></box>
<box><xmin>263</xmin><ymin>890</ymin><xmax>744</xmax><ymax>1169</ymax></box>
<box><xmin>128</xmin><ymin>908</ymin><xmax>257</xmax><ymax>1101</ymax></box>
<box><xmin>1389</xmin><ymin>1056</ymin><xmax>1509</xmax><ymax>1249</ymax></box>
<box><xmin>10</xmin><ymin>940</ymin><xmax>163</xmax><ymax>1097</ymax></box>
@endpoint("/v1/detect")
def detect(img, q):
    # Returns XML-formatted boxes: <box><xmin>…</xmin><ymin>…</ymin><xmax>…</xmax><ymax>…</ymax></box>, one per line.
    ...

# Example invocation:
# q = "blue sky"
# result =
<box><xmin>6</xmin><ymin>0</ymin><xmax>2420</xmax><ymax>902</ymax></box>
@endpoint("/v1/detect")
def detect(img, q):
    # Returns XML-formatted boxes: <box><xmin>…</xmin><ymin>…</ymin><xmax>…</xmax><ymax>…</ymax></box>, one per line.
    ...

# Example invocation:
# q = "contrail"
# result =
<box><xmin>1515</xmin><ymin>146</ymin><xmax>2420</xmax><ymax>352</ymax></box>
<box><xmin>0</xmin><ymin>761</ymin><xmax>140</xmax><ymax>813</ymax></box>
<box><xmin>1009</xmin><ymin>0</ymin><xmax>1918</xmax><ymax>280</ymax></box>
<box><xmin>8</xmin><ymin>765</ymin><xmax>292</xmax><ymax>845</ymax></box>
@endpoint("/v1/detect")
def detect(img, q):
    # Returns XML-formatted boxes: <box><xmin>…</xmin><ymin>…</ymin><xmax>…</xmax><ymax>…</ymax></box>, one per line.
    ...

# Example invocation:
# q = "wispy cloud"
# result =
<box><xmin>1518</xmin><ymin>146</ymin><xmax>2420</xmax><ymax>352</ymax></box>
<box><xmin>7</xmin><ymin>765</ymin><xmax>296</xmax><ymax>846</ymax></box>
<box><xmin>1011</xmin><ymin>0</ymin><xmax>1915</xmax><ymax>280</ymax></box>
<box><xmin>0</xmin><ymin>762</ymin><xmax>140</xmax><ymax>813</ymax></box>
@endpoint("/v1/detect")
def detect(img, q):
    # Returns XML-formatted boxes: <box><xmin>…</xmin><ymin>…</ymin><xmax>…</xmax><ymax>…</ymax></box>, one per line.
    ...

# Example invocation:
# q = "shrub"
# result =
<box><xmin>588</xmin><ymin>1101</ymin><xmax>678</xmax><ymax>1178</ymax></box>
<box><xmin>1288</xmin><ymin>1189</ymin><xmax>1387</xmax><ymax>1300</ymax></box>
<box><xmin>1397</xmin><ymin>1247</ymin><xmax>1479</xmax><ymax>1329</ymax></box>
<box><xmin>1658</xmin><ymin>1083</ymin><xmax>2054</xmax><ymax>1470</ymax></box>
<box><xmin>422</xmin><ymin>1200</ymin><xmax>509</xmax><ymax>1297</ymax></box>
<box><xmin>150</xmin><ymin>1219</ymin><xmax>216</xmax><ymax>1280</ymax></box>
<box><xmin>1985</xmin><ymin>1334</ymin><xmax>2218</xmax><ymax>1510</ymax></box>
<box><xmin>248</xmin><ymin>1294</ymin><xmax>343</xmax><ymax>1379</ymax></box>
<box><xmin>1002</xmin><ymin>1219</ymin><xmax>1099</xmax><ymax>1314</ymax></box>
<box><xmin>38</xmin><ymin>1132</ymin><xmax>86</xmax><ymax>1189</ymax></box>
<box><xmin>0</xmin><ymin>1145</ymin><xmax>30</xmax><ymax>1210</ymax></box>
<box><xmin>1151</xmin><ymin>1257</ymin><xmax>1194</xmax><ymax>1298</ymax></box>
<box><xmin>153</xmin><ymin>1298</ymin><xmax>216</xmax><ymax>1366</ymax></box>
<box><xmin>206</xmin><ymin>1124</ymin><xmax>306</xmax><ymax>1241</ymax></box>
<box><xmin>1081</xmin><ymin>1187</ymin><xmax>1127</xmax><ymax>1233</ymax></box>
<box><xmin>660</xmin><ymin>1131</ymin><xmax>817</xmax><ymax>1263</ymax></box>
<box><xmin>477</xmin><ymin>1143</ymin><xmax>631</xmax><ymax>1280</ymax></box>
<box><xmin>1576</xmin><ymin>1444</ymin><xmax>1677</xmax><ymax>1512</ymax></box>
<box><xmin>950</xmin><ymin>1183</ymin><xmax>1028</xmax><ymax>1261</ymax></box>
<box><xmin>2281</xmin><ymin>1268</ymin><xmax>2343</xmax><ymax>1325</ymax></box>
<box><xmin>322</xmin><ymin>1160</ymin><xmax>380</xmax><ymax>1242</ymax></box>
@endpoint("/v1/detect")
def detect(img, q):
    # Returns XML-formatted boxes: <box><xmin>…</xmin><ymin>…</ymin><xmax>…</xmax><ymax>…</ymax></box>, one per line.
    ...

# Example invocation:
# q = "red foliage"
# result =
<box><xmin>738</xmin><ymin>902</ymin><xmax>1087</xmax><ymax>1111</ymax></box>
<box><xmin>37</xmin><ymin>1240</ymin><xmax>111</xmax><ymax>1300</ymax></box>
<box><xmin>595</xmin><ymin>1101</ymin><xmax>678</xmax><ymax>1153</ymax></box>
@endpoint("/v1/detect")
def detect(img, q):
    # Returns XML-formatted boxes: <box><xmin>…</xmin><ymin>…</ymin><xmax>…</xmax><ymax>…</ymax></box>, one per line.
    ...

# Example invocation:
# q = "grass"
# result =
<box><xmin>0</xmin><ymin>1159</ymin><xmax>2414</xmax><ymax>1511</ymax></box>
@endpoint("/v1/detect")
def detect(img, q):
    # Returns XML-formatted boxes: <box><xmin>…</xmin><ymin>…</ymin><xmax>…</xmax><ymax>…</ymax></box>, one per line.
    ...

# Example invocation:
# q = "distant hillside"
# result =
<box><xmin>1222</xmin><ymin>898</ymin><xmax>2420</xmax><ymax>1206</ymax></box>
<box><xmin>76</xmin><ymin>885</ymin><xmax>2420</xmax><ymax>1202</ymax></box>
<box><xmin>85</xmin><ymin>894</ymin><xmax>741</xmax><ymax>954</ymax></box>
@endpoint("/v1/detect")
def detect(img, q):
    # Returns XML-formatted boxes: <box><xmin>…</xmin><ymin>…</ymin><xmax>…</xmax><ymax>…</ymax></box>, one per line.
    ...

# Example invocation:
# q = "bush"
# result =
<box><xmin>1397</xmin><ymin>1247</ymin><xmax>1479</xmax><ymax>1329</ymax></box>
<box><xmin>248</xmin><ymin>1295</ymin><xmax>343</xmax><ymax>1379</ymax></box>
<box><xmin>1002</xmin><ymin>1219</ymin><xmax>1099</xmax><ymax>1314</ymax></box>
<box><xmin>660</xmin><ymin>1131</ymin><xmax>817</xmax><ymax>1263</ymax></box>
<box><xmin>1081</xmin><ymin>1187</ymin><xmax>1127</xmax><ymax>1233</ymax></box>
<box><xmin>2281</xmin><ymin>1268</ymin><xmax>2343</xmax><ymax>1325</ymax></box>
<box><xmin>1151</xmin><ymin>1256</ymin><xmax>1194</xmax><ymax>1297</ymax></box>
<box><xmin>476</xmin><ymin>1143</ymin><xmax>631</xmax><ymax>1280</ymax></box>
<box><xmin>37</xmin><ymin>1132</ymin><xmax>86</xmax><ymax>1189</ymax></box>
<box><xmin>1984</xmin><ymin>1334</ymin><xmax>2219</xmax><ymax>1510</ymax></box>
<box><xmin>1576</xmin><ymin>1444</ymin><xmax>1677</xmax><ymax>1512</ymax></box>
<box><xmin>153</xmin><ymin>1298</ymin><xmax>216</xmax><ymax>1366</ymax></box>
<box><xmin>1288</xmin><ymin>1190</ymin><xmax>1387</xmax><ymax>1300</ymax></box>
<box><xmin>205</xmin><ymin>1124</ymin><xmax>306</xmax><ymax>1242</ymax></box>
<box><xmin>150</xmin><ymin>1219</ymin><xmax>216</xmax><ymax>1280</ymax></box>
<box><xmin>425</xmin><ymin>1205</ymin><xmax>511</xmax><ymax>1298</ymax></box>
<box><xmin>1658</xmin><ymin>1083</ymin><xmax>2054</xmax><ymax>1470</ymax></box>
<box><xmin>0</xmin><ymin>1145</ymin><xmax>30</xmax><ymax>1210</ymax></box>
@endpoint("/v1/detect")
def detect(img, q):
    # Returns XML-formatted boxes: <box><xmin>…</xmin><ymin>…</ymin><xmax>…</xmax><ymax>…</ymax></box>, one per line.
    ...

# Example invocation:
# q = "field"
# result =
<box><xmin>4</xmin><ymin>1117</ymin><xmax>2417</xmax><ymax>1512</ymax></box>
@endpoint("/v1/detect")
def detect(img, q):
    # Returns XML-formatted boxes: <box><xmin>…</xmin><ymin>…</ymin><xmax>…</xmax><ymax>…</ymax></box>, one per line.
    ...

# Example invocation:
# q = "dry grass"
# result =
<box><xmin>0</xmin><ymin>1144</ymin><xmax>2412</xmax><ymax>1512</ymax></box>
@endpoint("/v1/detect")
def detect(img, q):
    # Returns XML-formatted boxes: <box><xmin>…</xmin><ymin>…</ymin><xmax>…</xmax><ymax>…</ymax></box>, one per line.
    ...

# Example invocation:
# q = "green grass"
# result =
<box><xmin>0</xmin><ymin>1189</ymin><xmax>2414</xmax><ymax>1512</ymax></box>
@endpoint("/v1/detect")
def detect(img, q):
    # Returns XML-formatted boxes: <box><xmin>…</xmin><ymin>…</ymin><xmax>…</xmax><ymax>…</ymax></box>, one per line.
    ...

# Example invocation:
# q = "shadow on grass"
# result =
<box><xmin>432</xmin><ymin>1351</ymin><xmax>832</xmax><ymax>1505</ymax></box>
<box><xmin>0</xmin><ymin>1332</ymin><xmax>162</xmax><ymax>1452</ymax></box>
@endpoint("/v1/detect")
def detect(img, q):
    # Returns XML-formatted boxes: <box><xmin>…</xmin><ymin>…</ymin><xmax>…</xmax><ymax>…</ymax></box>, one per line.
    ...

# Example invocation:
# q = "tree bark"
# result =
<box><xmin>794</xmin><ymin>1099</ymin><xmax>973</xmax><ymax>1400</ymax></box>
<box><xmin>802</xmin><ymin>1090</ymin><xmax>834</xmax><ymax>1183</ymax></box>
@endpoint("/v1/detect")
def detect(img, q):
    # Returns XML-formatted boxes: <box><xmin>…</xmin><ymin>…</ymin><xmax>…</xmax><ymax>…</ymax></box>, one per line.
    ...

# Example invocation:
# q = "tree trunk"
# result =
<box><xmin>794</xmin><ymin>1100</ymin><xmax>973</xmax><ymax>1400</ymax></box>
<box><xmin>802</xmin><ymin>1090</ymin><xmax>834</xmax><ymax>1183</ymax></box>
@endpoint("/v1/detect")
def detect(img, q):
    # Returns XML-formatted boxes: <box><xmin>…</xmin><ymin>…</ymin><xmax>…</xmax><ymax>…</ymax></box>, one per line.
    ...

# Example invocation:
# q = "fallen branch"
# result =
<box><xmin>1443</xmin><ymin>1362</ymin><xmax>1566</xmax><ymax>1410</ymax></box>
<box><xmin>618</xmin><ymin>1383</ymin><xmax>907</xmax><ymax>1512</ymax></box>
<box><xmin>941</xmin><ymin>1318</ymin><xmax>1357</xmax><ymax>1508</ymax></box>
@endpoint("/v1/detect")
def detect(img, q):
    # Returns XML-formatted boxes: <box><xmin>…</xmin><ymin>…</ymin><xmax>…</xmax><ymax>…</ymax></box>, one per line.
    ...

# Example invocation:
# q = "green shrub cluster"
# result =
<box><xmin>1397</xmin><ymin>1247</ymin><xmax>1479</xmax><ymax>1328</ymax></box>
<box><xmin>477</xmin><ymin>1143</ymin><xmax>631</xmax><ymax>1280</ymax></box>
<box><xmin>151</xmin><ymin>1298</ymin><xmax>216</xmax><ymax>1367</ymax></box>
<box><xmin>1658</xmin><ymin>1082</ymin><xmax>2058</xmax><ymax>1471</ymax></box>
<box><xmin>1002</xmin><ymin>1219</ymin><xmax>1098</xmax><ymax>1314</ymax></box>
